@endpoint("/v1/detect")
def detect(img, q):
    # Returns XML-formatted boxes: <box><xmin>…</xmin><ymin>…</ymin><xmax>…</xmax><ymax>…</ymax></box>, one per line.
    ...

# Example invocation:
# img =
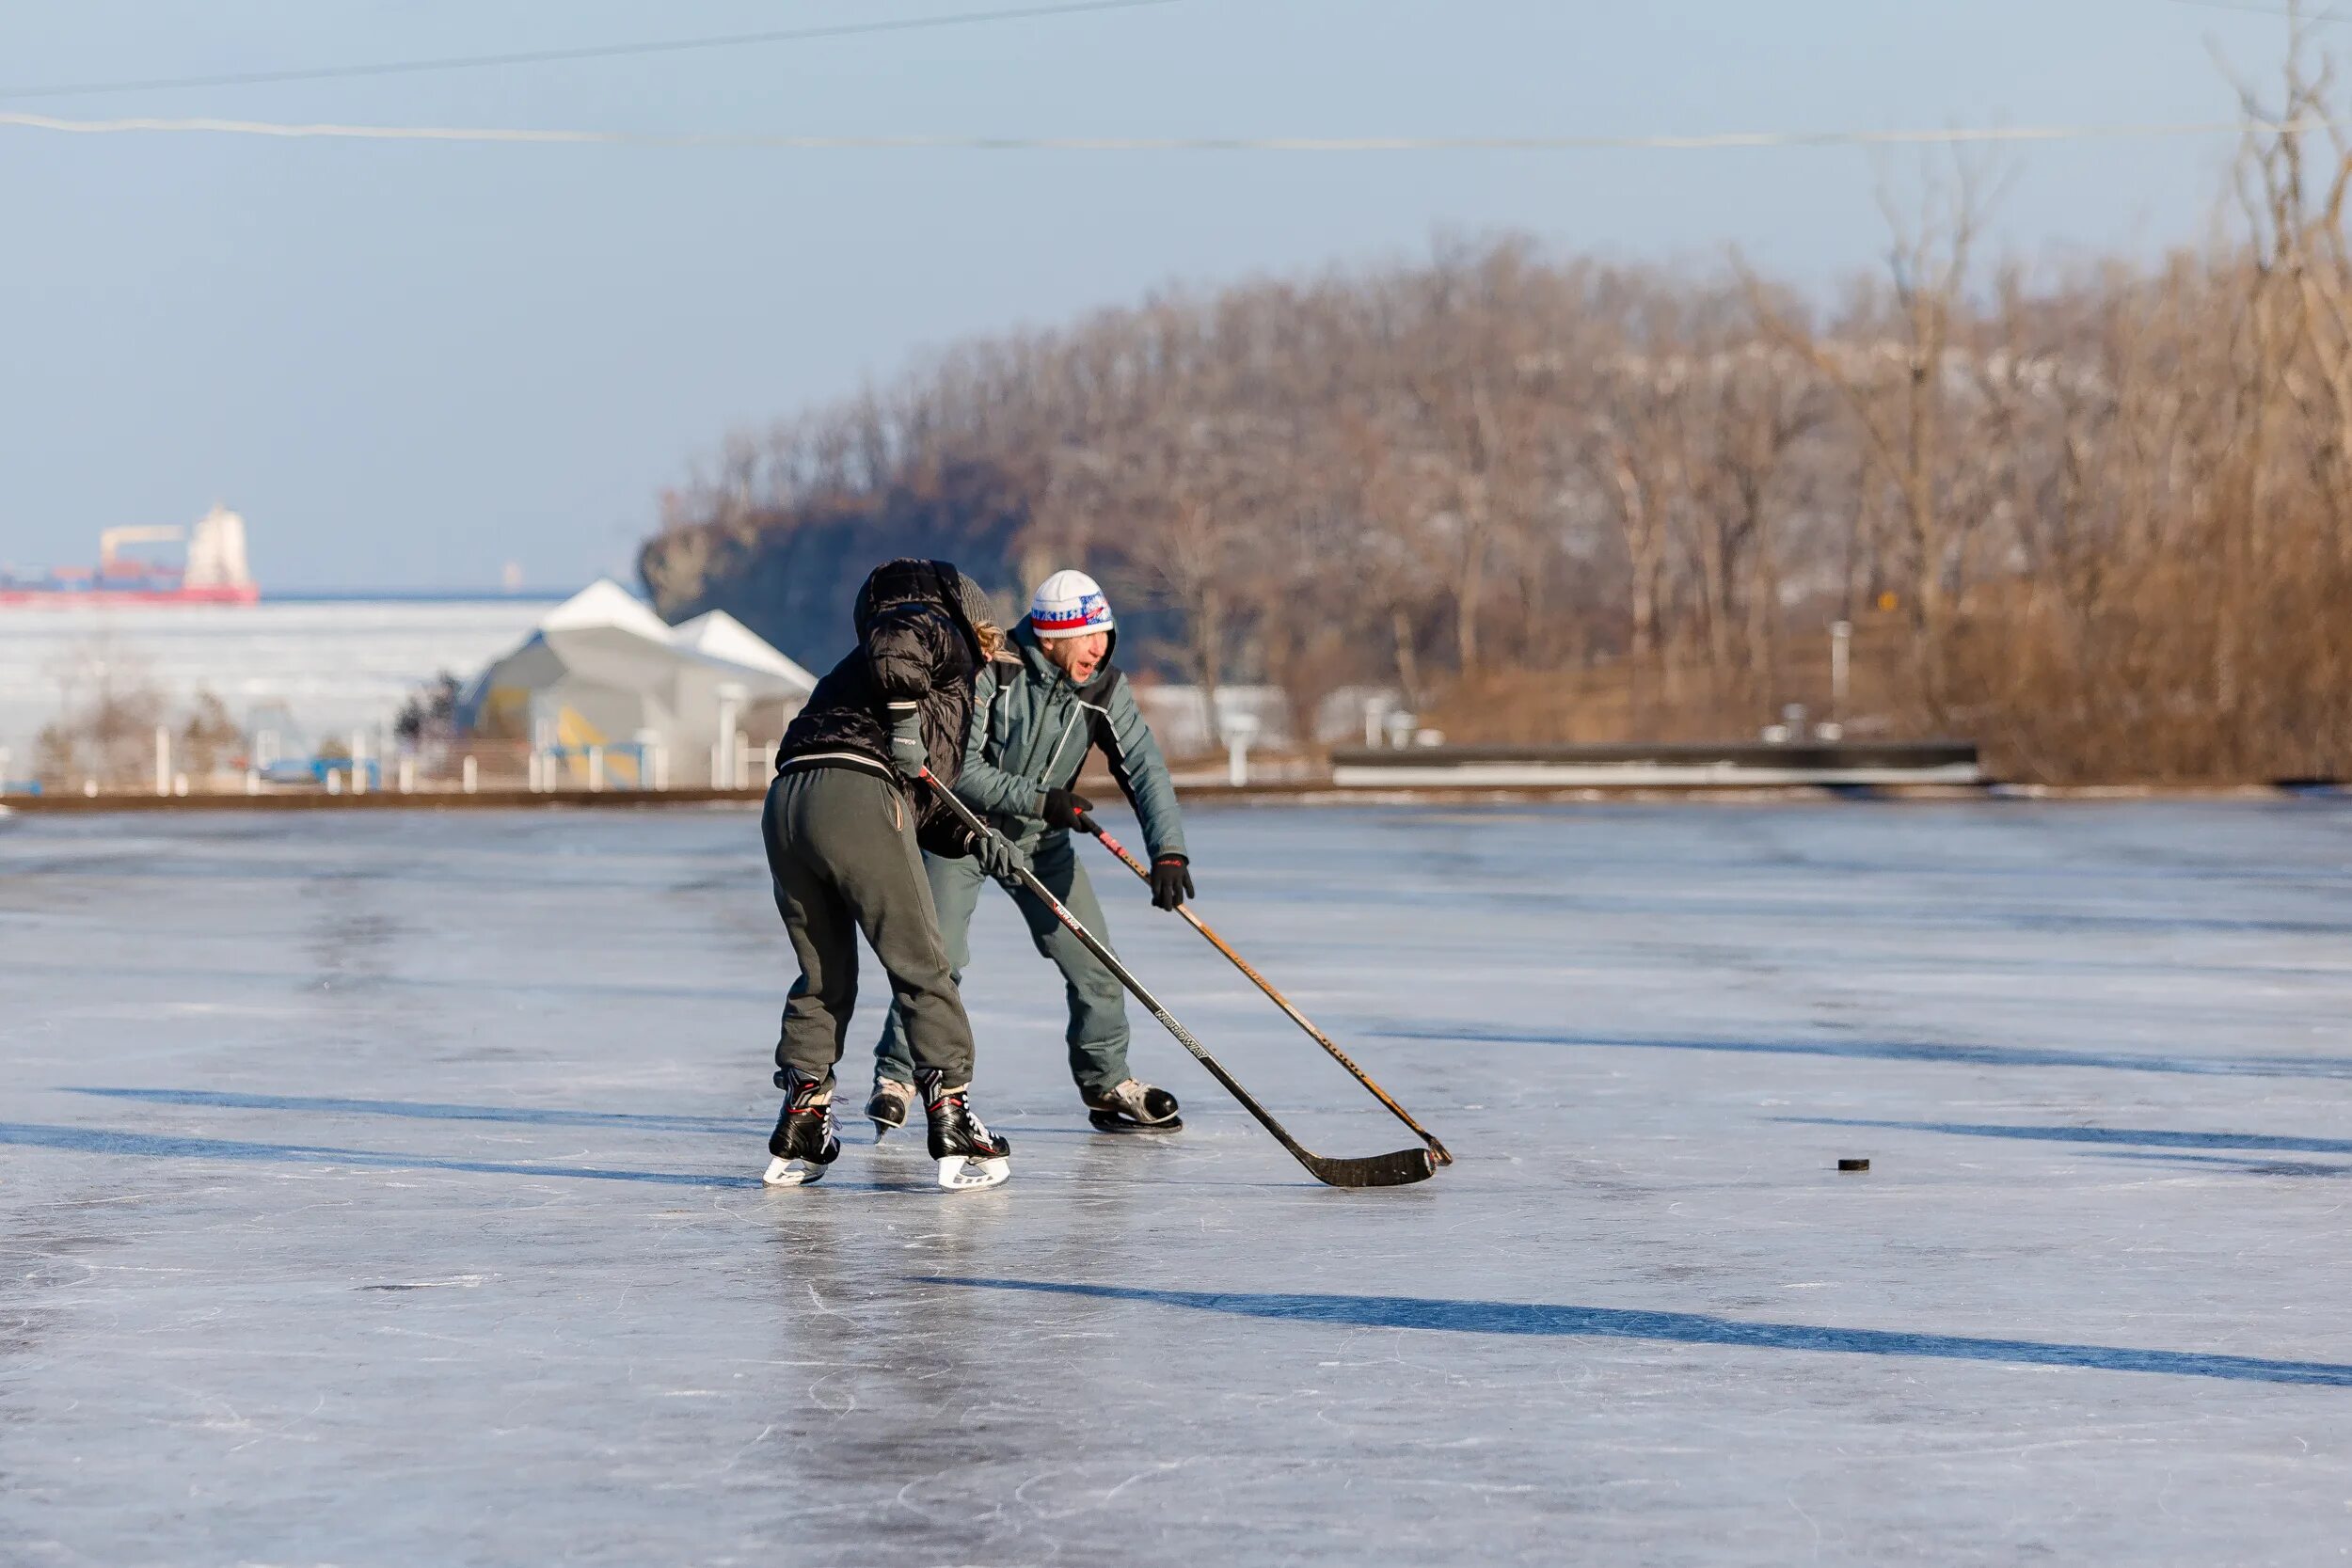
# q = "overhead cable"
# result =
<box><xmin>2166</xmin><ymin>0</ymin><xmax>2349</xmax><ymax>22</ymax></box>
<box><xmin>0</xmin><ymin>110</ymin><xmax>2336</xmax><ymax>151</ymax></box>
<box><xmin>0</xmin><ymin>0</ymin><xmax>1180</xmax><ymax>102</ymax></box>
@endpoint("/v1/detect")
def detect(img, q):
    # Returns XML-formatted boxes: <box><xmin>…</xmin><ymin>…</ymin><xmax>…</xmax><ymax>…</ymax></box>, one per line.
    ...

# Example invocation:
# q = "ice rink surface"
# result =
<box><xmin>4</xmin><ymin>801</ymin><xmax>2352</xmax><ymax>1565</ymax></box>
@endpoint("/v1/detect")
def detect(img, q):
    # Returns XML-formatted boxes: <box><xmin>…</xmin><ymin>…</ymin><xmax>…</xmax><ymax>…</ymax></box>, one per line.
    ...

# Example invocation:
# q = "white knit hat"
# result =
<box><xmin>1027</xmin><ymin>569</ymin><xmax>1114</xmax><ymax>641</ymax></box>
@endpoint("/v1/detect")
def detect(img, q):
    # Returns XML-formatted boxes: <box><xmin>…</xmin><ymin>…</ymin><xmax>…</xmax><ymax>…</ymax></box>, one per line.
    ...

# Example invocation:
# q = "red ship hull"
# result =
<box><xmin>0</xmin><ymin>584</ymin><xmax>261</xmax><ymax>608</ymax></box>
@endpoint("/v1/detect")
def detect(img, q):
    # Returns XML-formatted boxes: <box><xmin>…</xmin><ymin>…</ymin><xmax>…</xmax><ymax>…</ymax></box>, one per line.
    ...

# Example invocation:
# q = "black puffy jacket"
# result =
<box><xmin>774</xmin><ymin>558</ymin><xmax>995</xmax><ymax>855</ymax></box>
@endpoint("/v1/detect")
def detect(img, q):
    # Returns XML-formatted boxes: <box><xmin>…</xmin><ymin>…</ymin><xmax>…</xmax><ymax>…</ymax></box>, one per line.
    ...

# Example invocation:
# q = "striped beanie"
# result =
<box><xmin>1027</xmin><ymin>569</ymin><xmax>1114</xmax><ymax>641</ymax></box>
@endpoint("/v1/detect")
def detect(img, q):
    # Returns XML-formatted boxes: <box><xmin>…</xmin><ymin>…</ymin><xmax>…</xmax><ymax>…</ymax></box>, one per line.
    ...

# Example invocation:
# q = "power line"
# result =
<box><xmin>0</xmin><ymin>0</ymin><xmax>1180</xmax><ymax>103</ymax></box>
<box><xmin>2166</xmin><ymin>0</ymin><xmax>2350</xmax><ymax>21</ymax></box>
<box><xmin>0</xmin><ymin>108</ymin><xmax>2334</xmax><ymax>150</ymax></box>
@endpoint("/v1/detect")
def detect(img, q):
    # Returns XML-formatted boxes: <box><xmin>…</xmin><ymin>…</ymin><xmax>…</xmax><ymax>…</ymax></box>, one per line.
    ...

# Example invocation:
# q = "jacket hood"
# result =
<box><xmin>853</xmin><ymin>558</ymin><xmax>989</xmax><ymax>661</ymax></box>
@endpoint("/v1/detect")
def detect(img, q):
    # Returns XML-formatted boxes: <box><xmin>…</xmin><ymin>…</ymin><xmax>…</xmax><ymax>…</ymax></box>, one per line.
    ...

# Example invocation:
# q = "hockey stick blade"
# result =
<box><xmin>1077</xmin><ymin>813</ymin><xmax>1452</xmax><ymax>1165</ymax></box>
<box><xmin>917</xmin><ymin>771</ymin><xmax>1445</xmax><ymax>1192</ymax></box>
<box><xmin>1303</xmin><ymin>1146</ymin><xmax>1440</xmax><ymax>1189</ymax></box>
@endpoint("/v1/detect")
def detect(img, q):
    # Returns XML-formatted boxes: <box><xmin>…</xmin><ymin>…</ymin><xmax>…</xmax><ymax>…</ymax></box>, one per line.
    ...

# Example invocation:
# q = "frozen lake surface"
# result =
<box><xmin>4</xmin><ymin>801</ymin><xmax>2352</xmax><ymax>1564</ymax></box>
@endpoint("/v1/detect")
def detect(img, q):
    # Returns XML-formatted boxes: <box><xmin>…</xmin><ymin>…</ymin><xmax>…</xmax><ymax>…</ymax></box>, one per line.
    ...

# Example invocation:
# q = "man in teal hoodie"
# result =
<box><xmin>867</xmin><ymin>569</ymin><xmax>1193</xmax><ymax>1135</ymax></box>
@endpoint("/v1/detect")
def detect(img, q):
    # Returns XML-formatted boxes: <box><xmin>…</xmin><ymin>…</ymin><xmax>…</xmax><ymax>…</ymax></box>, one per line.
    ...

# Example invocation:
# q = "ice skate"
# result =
<box><xmin>918</xmin><ymin>1069</ymin><xmax>1011</xmax><ymax>1190</ymax></box>
<box><xmin>763</xmin><ymin>1067</ymin><xmax>841</xmax><ymax>1186</ymax></box>
<box><xmin>866</xmin><ymin>1076</ymin><xmax>913</xmax><ymax>1139</ymax></box>
<box><xmin>1083</xmin><ymin>1078</ymin><xmax>1183</xmax><ymax>1133</ymax></box>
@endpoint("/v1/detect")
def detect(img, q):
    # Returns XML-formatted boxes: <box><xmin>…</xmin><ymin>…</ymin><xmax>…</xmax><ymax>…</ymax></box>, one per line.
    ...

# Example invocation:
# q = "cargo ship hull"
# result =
<box><xmin>0</xmin><ymin>584</ymin><xmax>261</xmax><ymax>608</ymax></box>
<box><xmin>4</xmin><ymin>506</ymin><xmax>260</xmax><ymax>609</ymax></box>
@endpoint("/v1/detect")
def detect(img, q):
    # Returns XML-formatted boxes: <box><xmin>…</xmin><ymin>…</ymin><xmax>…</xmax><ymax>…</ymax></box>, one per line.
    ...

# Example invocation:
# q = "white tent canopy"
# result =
<box><xmin>459</xmin><ymin>580</ymin><xmax>815</xmax><ymax>784</ymax></box>
<box><xmin>670</xmin><ymin>609</ymin><xmax>815</xmax><ymax>683</ymax></box>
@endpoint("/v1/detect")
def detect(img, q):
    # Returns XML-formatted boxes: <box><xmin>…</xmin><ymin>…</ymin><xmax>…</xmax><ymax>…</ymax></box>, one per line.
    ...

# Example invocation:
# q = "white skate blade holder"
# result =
<box><xmin>762</xmin><ymin>1155</ymin><xmax>830</xmax><ymax>1187</ymax></box>
<box><xmin>936</xmin><ymin>1153</ymin><xmax>1010</xmax><ymax>1191</ymax></box>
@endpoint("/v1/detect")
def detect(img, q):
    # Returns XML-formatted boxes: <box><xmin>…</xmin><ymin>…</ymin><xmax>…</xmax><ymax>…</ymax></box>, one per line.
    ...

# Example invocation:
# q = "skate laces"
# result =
<box><xmin>784</xmin><ymin>1080</ymin><xmax>834</xmax><ymax>1139</ymax></box>
<box><xmin>926</xmin><ymin>1085</ymin><xmax>993</xmax><ymax>1141</ymax></box>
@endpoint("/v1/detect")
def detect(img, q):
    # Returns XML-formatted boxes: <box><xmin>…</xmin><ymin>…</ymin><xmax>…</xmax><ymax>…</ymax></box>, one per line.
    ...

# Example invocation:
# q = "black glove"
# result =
<box><xmin>968</xmin><ymin>825</ymin><xmax>1032</xmax><ymax>881</ymax></box>
<box><xmin>1041</xmin><ymin>787</ymin><xmax>1094</xmax><ymax>832</ymax></box>
<box><xmin>1149</xmin><ymin>855</ymin><xmax>1194</xmax><ymax>911</ymax></box>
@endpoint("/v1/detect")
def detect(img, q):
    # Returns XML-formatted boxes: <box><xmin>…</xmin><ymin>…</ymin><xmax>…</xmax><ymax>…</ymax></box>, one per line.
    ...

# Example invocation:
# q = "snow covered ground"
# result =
<box><xmin>3</xmin><ymin>801</ymin><xmax>2350</xmax><ymax>1565</ymax></box>
<box><xmin>0</xmin><ymin>599</ymin><xmax>555</xmax><ymax>760</ymax></box>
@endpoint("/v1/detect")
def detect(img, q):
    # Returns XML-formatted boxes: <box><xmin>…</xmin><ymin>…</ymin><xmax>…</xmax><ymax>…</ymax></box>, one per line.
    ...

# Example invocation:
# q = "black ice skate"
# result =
<box><xmin>917</xmin><ymin>1069</ymin><xmax>1011</xmax><ymax>1190</ymax></box>
<box><xmin>1083</xmin><ymin>1078</ymin><xmax>1183</xmax><ymax>1133</ymax></box>
<box><xmin>763</xmin><ymin>1068</ymin><xmax>841</xmax><ymax>1187</ymax></box>
<box><xmin>866</xmin><ymin>1077</ymin><xmax>912</xmax><ymax>1139</ymax></box>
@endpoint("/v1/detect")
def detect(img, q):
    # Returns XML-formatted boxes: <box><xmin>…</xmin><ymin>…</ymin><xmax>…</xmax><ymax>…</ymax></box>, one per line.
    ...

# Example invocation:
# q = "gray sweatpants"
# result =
<box><xmin>760</xmin><ymin>766</ymin><xmax>977</xmax><ymax>1089</ymax></box>
<box><xmin>872</xmin><ymin>829</ymin><xmax>1131</xmax><ymax>1096</ymax></box>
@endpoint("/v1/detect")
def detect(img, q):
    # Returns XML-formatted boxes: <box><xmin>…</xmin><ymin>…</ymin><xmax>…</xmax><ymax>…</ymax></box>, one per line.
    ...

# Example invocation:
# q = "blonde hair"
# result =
<box><xmin>974</xmin><ymin>620</ymin><xmax>1009</xmax><ymax>663</ymax></box>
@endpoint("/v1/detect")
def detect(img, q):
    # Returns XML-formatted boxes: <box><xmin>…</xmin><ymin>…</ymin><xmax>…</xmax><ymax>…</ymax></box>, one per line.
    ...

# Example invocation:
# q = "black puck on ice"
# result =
<box><xmin>1837</xmin><ymin>1157</ymin><xmax>1870</xmax><ymax>1172</ymax></box>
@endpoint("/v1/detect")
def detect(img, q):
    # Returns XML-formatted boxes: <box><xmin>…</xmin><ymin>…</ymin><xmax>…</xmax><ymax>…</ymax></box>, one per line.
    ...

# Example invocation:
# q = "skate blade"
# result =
<box><xmin>869</xmin><ymin>1120</ymin><xmax>898</xmax><ymax>1141</ymax></box>
<box><xmin>1087</xmin><ymin>1110</ymin><xmax>1184</xmax><ymax>1134</ymax></box>
<box><xmin>935</xmin><ymin>1154</ymin><xmax>1011</xmax><ymax>1191</ymax></box>
<box><xmin>762</xmin><ymin>1154</ymin><xmax>832</xmax><ymax>1187</ymax></box>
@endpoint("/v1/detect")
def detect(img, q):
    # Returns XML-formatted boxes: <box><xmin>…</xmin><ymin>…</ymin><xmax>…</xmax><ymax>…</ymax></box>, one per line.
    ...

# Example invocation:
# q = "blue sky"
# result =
<box><xmin>0</xmin><ymin>0</ymin><xmax>2312</xmax><ymax>590</ymax></box>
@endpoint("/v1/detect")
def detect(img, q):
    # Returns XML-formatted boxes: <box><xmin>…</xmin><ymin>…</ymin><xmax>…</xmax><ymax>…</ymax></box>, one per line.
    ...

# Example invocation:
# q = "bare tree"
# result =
<box><xmin>644</xmin><ymin>29</ymin><xmax>2352</xmax><ymax>787</ymax></box>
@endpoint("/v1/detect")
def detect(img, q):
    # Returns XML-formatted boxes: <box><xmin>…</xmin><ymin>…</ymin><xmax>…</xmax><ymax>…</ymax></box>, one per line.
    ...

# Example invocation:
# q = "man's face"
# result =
<box><xmin>1041</xmin><ymin>630</ymin><xmax>1110</xmax><ymax>684</ymax></box>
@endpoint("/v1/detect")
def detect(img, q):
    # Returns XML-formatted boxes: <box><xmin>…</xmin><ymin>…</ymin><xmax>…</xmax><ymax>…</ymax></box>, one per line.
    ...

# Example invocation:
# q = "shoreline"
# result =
<box><xmin>4</xmin><ymin>779</ymin><xmax>2346</xmax><ymax>816</ymax></box>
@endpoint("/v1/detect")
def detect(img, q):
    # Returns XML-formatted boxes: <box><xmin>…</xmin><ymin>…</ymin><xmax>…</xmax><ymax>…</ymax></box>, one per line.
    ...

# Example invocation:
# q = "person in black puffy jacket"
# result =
<box><xmin>756</xmin><ymin>559</ymin><xmax>1023</xmax><ymax>1192</ymax></box>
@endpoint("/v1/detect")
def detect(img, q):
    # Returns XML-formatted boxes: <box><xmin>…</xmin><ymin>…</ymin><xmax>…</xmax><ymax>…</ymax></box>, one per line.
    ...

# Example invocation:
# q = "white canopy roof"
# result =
<box><xmin>670</xmin><ymin>609</ymin><xmax>818</xmax><ymax>688</ymax></box>
<box><xmin>539</xmin><ymin>579</ymin><xmax>679</xmax><ymax>643</ymax></box>
<box><xmin>526</xmin><ymin>581</ymin><xmax>816</xmax><ymax>694</ymax></box>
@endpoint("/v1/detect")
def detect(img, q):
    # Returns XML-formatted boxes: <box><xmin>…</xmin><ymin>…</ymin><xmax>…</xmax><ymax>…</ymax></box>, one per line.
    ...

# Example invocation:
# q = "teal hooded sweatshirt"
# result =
<box><xmin>950</xmin><ymin>619</ymin><xmax>1187</xmax><ymax>861</ymax></box>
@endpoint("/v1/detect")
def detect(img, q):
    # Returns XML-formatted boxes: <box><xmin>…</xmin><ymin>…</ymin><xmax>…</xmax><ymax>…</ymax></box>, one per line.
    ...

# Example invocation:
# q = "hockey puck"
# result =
<box><xmin>1837</xmin><ymin>1157</ymin><xmax>1870</xmax><ymax>1172</ymax></box>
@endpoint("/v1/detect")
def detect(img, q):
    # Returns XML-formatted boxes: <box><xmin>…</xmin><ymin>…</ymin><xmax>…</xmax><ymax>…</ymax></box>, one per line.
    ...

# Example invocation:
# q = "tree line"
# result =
<box><xmin>644</xmin><ymin>40</ymin><xmax>2352</xmax><ymax>783</ymax></box>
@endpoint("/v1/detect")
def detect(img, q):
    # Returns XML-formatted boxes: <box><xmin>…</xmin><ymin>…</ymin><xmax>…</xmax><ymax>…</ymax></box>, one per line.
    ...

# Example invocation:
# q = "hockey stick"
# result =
<box><xmin>1077</xmin><ymin>814</ymin><xmax>1453</xmax><ymax>1167</ymax></box>
<box><xmin>917</xmin><ymin>770</ymin><xmax>1437</xmax><ymax>1188</ymax></box>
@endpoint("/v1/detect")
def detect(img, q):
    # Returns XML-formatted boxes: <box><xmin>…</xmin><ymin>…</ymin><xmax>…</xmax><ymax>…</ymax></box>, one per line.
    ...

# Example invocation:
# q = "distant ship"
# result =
<box><xmin>0</xmin><ymin>505</ymin><xmax>259</xmax><ymax>607</ymax></box>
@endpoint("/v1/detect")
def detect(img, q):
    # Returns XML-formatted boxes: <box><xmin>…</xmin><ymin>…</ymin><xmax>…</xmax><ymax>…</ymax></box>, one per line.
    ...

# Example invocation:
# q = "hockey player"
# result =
<box><xmin>867</xmin><ymin>568</ymin><xmax>1194</xmax><ymax>1137</ymax></box>
<box><xmin>759</xmin><ymin>558</ymin><xmax>1025</xmax><ymax>1191</ymax></box>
